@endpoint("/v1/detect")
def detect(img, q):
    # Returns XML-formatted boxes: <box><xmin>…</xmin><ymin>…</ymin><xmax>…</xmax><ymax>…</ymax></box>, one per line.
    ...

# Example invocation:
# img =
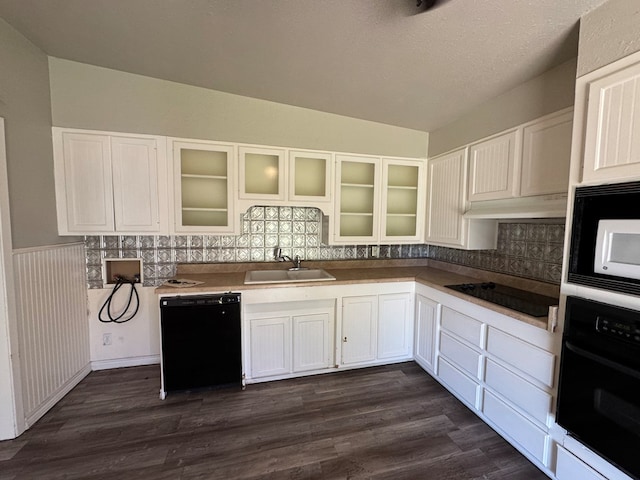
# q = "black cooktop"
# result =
<box><xmin>445</xmin><ymin>282</ymin><xmax>558</xmax><ymax>318</ymax></box>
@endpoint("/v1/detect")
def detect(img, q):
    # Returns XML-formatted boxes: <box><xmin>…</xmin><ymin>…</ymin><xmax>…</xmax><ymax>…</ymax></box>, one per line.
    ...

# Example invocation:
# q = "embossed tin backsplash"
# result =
<box><xmin>84</xmin><ymin>206</ymin><xmax>564</xmax><ymax>288</ymax></box>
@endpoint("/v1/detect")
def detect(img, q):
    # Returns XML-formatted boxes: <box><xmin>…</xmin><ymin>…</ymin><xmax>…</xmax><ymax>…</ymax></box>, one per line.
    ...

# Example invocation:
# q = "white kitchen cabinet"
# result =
<box><xmin>482</xmin><ymin>390</ymin><xmax>548</xmax><ymax>463</ymax></box>
<box><xmin>293</xmin><ymin>312</ymin><xmax>333</xmax><ymax>372</ymax></box>
<box><xmin>334</xmin><ymin>155</ymin><xmax>381</xmax><ymax>243</ymax></box>
<box><xmin>249</xmin><ymin>315</ymin><xmax>292</xmax><ymax>379</ymax></box>
<box><xmin>437</xmin><ymin>356</ymin><xmax>481</xmax><ymax>409</ymax></box>
<box><xmin>425</xmin><ymin>148</ymin><xmax>497</xmax><ymax>249</ymax></box>
<box><xmin>380</xmin><ymin>158</ymin><xmax>426</xmax><ymax>243</ymax></box>
<box><xmin>485</xmin><ymin>326</ymin><xmax>555</xmax><ymax>388</ymax></box>
<box><xmin>427</xmin><ymin>292</ymin><xmax>557</xmax><ymax>471</ymax></box>
<box><xmin>581</xmin><ymin>56</ymin><xmax>640</xmax><ymax>184</ymax></box>
<box><xmin>288</xmin><ymin>150</ymin><xmax>334</xmax><ymax>205</ymax></box>
<box><xmin>245</xmin><ymin>300</ymin><xmax>335</xmax><ymax>381</ymax></box>
<box><xmin>238</xmin><ymin>146</ymin><xmax>287</xmax><ymax>201</ymax></box>
<box><xmin>341</xmin><ymin>295</ymin><xmax>378</xmax><ymax>364</ymax></box>
<box><xmin>333</xmin><ymin>155</ymin><xmax>426</xmax><ymax>244</ymax></box>
<box><xmin>341</xmin><ymin>292</ymin><xmax>413</xmax><ymax>366</ymax></box>
<box><xmin>53</xmin><ymin>128</ymin><xmax>167</xmax><ymax>235</ymax></box>
<box><xmin>171</xmin><ymin>139</ymin><xmax>237</xmax><ymax>233</ymax></box>
<box><xmin>468</xmin><ymin>130</ymin><xmax>520</xmax><ymax>201</ymax></box>
<box><xmin>378</xmin><ymin>292</ymin><xmax>413</xmax><ymax>360</ymax></box>
<box><xmin>414</xmin><ymin>294</ymin><xmax>439</xmax><ymax>373</ymax></box>
<box><xmin>238</xmin><ymin>147</ymin><xmax>334</xmax><ymax>213</ymax></box>
<box><xmin>520</xmin><ymin>110</ymin><xmax>573</xmax><ymax>196</ymax></box>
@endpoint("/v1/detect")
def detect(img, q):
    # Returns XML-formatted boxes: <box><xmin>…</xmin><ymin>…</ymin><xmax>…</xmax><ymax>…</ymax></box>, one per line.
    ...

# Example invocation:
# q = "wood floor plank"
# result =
<box><xmin>0</xmin><ymin>362</ymin><xmax>549</xmax><ymax>479</ymax></box>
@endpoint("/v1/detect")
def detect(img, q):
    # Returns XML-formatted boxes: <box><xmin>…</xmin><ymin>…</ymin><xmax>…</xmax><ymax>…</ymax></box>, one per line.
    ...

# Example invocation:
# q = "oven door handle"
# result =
<box><xmin>565</xmin><ymin>341</ymin><xmax>640</xmax><ymax>381</ymax></box>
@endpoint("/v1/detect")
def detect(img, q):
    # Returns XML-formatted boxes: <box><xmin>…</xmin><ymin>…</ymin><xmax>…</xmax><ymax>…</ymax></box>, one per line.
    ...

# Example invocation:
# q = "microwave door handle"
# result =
<box><xmin>565</xmin><ymin>341</ymin><xmax>640</xmax><ymax>381</ymax></box>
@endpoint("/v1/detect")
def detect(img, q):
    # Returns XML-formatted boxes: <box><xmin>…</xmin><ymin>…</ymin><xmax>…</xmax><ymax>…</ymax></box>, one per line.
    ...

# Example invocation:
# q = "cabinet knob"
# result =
<box><xmin>343</xmin><ymin>336</ymin><xmax>347</xmax><ymax>342</ymax></box>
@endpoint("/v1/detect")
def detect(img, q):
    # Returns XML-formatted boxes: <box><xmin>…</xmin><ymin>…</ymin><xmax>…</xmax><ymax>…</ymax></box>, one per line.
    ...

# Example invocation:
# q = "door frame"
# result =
<box><xmin>0</xmin><ymin>117</ymin><xmax>24</xmax><ymax>439</ymax></box>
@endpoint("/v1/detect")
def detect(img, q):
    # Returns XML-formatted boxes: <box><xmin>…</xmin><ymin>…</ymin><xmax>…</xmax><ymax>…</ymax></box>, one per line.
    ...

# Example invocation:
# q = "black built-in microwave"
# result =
<box><xmin>569</xmin><ymin>181</ymin><xmax>640</xmax><ymax>296</ymax></box>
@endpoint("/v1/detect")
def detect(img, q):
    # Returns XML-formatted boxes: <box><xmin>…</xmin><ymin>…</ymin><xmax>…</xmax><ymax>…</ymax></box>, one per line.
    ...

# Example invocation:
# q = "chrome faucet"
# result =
<box><xmin>274</xmin><ymin>247</ymin><xmax>304</xmax><ymax>270</ymax></box>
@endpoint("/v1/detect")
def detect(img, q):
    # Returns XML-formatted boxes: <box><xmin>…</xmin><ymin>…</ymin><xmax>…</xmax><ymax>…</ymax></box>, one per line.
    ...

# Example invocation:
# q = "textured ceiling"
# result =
<box><xmin>0</xmin><ymin>0</ymin><xmax>607</xmax><ymax>132</ymax></box>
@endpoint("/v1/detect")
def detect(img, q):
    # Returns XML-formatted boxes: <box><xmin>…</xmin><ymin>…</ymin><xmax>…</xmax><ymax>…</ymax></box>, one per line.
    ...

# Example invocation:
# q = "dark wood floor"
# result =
<box><xmin>0</xmin><ymin>362</ymin><xmax>548</xmax><ymax>480</ymax></box>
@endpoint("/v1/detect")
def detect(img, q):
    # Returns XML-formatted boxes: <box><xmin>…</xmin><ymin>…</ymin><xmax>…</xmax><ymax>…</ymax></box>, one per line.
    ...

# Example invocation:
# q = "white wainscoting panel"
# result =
<box><xmin>13</xmin><ymin>243</ymin><xmax>90</xmax><ymax>427</ymax></box>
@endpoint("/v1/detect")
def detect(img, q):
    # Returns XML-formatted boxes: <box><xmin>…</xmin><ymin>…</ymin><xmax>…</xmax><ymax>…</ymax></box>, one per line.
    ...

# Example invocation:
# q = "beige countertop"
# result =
<box><xmin>155</xmin><ymin>259</ymin><xmax>559</xmax><ymax>330</ymax></box>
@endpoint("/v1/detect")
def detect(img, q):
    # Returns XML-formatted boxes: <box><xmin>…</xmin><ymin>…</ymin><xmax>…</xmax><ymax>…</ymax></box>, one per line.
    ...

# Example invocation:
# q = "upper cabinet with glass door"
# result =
<box><xmin>238</xmin><ymin>146</ymin><xmax>286</xmax><ymax>201</ymax></box>
<box><xmin>335</xmin><ymin>155</ymin><xmax>381</xmax><ymax>243</ymax></box>
<box><xmin>381</xmin><ymin>159</ymin><xmax>425</xmax><ymax>243</ymax></box>
<box><xmin>237</xmin><ymin>147</ymin><xmax>334</xmax><ymax>214</ymax></box>
<box><xmin>172</xmin><ymin>139</ymin><xmax>237</xmax><ymax>234</ymax></box>
<box><xmin>333</xmin><ymin>155</ymin><xmax>425</xmax><ymax>244</ymax></box>
<box><xmin>288</xmin><ymin>150</ymin><xmax>333</xmax><ymax>206</ymax></box>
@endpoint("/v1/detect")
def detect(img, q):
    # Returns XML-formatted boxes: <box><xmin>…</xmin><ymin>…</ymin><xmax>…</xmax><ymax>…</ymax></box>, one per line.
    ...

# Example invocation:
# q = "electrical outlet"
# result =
<box><xmin>103</xmin><ymin>333</ymin><xmax>112</xmax><ymax>346</ymax></box>
<box><xmin>370</xmin><ymin>246</ymin><xmax>379</xmax><ymax>258</ymax></box>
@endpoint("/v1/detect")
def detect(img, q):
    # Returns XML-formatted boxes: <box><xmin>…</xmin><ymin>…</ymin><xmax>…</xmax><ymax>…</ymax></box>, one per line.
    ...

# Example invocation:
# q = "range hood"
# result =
<box><xmin>463</xmin><ymin>194</ymin><xmax>568</xmax><ymax>220</ymax></box>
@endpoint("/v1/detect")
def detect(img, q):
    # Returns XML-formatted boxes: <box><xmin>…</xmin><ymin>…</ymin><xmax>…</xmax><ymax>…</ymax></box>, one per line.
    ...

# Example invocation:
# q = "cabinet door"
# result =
<box><xmin>468</xmin><ymin>130</ymin><xmax>519</xmax><ymax>201</ymax></box>
<box><xmin>239</xmin><ymin>146</ymin><xmax>286</xmax><ymax>201</ymax></box>
<box><xmin>414</xmin><ymin>294</ymin><xmax>438</xmax><ymax>372</ymax></box>
<box><xmin>380</xmin><ymin>159</ymin><xmax>425</xmax><ymax>243</ymax></box>
<box><xmin>293</xmin><ymin>312</ymin><xmax>332</xmax><ymax>372</ymax></box>
<box><xmin>341</xmin><ymin>295</ymin><xmax>377</xmax><ymax>365</ymax></box>
<box><xmin>378</xmin><ymin>293</ymin><xmax>413</xmax><ymax>360</ymax></box>
<box><xmin>249</xmin><ymin>316</ymin><xmax>291</xmax><ymax>378</ymax></box>
<box><xmin>582</xmin><ymin>59</ymin><xmax>640</xmax><ymax>183</ymax></box>
<box><xmin>289</xmin><ymin>150</ymin><xmax>333</xmax><ymax>204</ymax></box>
<box><xmin>172</xmin><ymin>140</ymin><xmax>236</xmax><ymax>233</ymax></box>
<box><xmin>425</xmin><ymin>149</ymin><xmax>466</xmax><ymax>246</ymax></box>
<box><xmin>111</xmin><ymin>136</ymin><xmax>165</xmax><ymax>233</ymax></box>
<box><xmin>520</xmin><ymin>110</ymin><xmax>573</xmax><ymax>196</ymax></box>
<box><xmin>55</xmin><ymin>131</ymin><xmax>114</xmax><ymax>233</ymax></box>
<box><xmin>334</xmin><ymin>155</ymin><xmax>381</xmax><ymax>243</ymax></box>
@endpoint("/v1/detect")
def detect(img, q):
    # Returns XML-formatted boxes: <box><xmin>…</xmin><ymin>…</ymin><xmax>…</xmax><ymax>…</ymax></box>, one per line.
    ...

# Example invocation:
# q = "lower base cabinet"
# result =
<box><xmin>246</xmin><ymin>300</ymin><xmax>335</xmax><ymax>381</ymax></box>
<box><xmin>341</xmin><ymin>292</ymin><xmax>413</xmax><ymax>366</ymax></box>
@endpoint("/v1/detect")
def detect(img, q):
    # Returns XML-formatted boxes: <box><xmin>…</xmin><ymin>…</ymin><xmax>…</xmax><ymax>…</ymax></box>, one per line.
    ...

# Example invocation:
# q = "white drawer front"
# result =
<box><xmin>439</xmin><ymin>332</ymin><xmax>481</xmax><ymax>379</ymax></box>
<box><xmin>437</xmin><ymin>356</ymin><xmax>479</xmax><ymax>408</ymax></box>
<box><xmin>484</xmin><ymin>359</ymin><xmax>552</xmax><ymax>426</ymax></box>
<box><xmin>483</xmin><ymin>390</ymin><xmax>547</xmax><ymax>462</ymax></box>
<box><xmin>486</xmin><ymin>326</ymin><xmax>555</xmax><ymax>387</ymax></box>
<box><xmin>441</xmin><ymin>306</ymin><xmax>483</xmax><ymax>347</ymax></box>
<box><xmin>556</xmin><ymin>446</ymin><xmax>607</xmax><ymax>480</ymax></box>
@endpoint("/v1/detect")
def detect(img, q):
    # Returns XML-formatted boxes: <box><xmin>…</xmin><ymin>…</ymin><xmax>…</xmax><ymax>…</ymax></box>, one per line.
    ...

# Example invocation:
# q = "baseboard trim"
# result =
<box><xmin>91</xmin><ymin>355</ymin><xmax>160</xmax><ymax>371</ymax></box>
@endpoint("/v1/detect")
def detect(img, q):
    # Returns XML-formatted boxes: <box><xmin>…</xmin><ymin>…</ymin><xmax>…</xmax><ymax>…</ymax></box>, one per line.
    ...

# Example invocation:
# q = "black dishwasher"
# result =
<box><xmin>160</xmin><ymin>293</ymin><xmax>242</xmax><ymax>396</ymax></box>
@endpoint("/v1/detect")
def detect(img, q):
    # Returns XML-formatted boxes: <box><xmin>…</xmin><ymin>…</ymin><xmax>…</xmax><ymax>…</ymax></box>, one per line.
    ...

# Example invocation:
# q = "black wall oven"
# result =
<box><xmin>557</xmin><ymin>296</ymin><xmax>640</xmax><ymax>479</ymax></box>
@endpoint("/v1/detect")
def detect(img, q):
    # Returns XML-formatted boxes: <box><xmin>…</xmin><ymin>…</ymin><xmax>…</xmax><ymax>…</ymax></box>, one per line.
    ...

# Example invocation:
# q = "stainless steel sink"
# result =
<box><xmin>244</xmin><ymin>269</ymin><xmax>336</xmax><ymax>284</ymax></box>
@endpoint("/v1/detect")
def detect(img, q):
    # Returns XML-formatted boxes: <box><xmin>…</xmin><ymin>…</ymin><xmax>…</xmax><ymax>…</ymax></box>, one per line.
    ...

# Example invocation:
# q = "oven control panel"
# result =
<box><xmin>596</xmin><ymin>315</ymin><xmax>640</xmax><ymax>343</ymax></box>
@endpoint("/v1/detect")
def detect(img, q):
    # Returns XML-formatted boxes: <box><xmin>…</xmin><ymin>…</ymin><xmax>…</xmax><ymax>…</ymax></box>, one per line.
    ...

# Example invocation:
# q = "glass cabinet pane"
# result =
<box><xmin>294</xmin><ymin>156</ymin><xmax>326</xmax><ymax>197</ymax></box>
<box><xmin>244</xmin><ymin>153</ymin><xmax>280</xmax><ymax>195</ymax></box>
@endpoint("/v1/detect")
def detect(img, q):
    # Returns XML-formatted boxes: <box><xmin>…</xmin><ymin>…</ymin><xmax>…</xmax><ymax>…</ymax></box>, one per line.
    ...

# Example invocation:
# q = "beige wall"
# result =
<box><xmin>578</xmin><ymin>0</ymin><xmax>640</xmax><ymax>77</ymax></box>
<box><xmin>428</xmin><ymin>59</ymin><xmax>577</xmax><ymax>158</ymax></box>
<box><xmin>0</xmin><ymin>20</ymin><xmax>77</xmax><ymax>248</ymax></box>
<box><xmin>49</xmin><ymin>58</ymin><xmax>429</xmax><ymax>159</ymax></box>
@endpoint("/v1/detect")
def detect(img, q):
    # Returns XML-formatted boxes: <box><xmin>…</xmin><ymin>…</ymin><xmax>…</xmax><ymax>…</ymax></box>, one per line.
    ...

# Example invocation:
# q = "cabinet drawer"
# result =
<box><xmin>441</xmin><ymin>307</ymin><xmax>483</xmax><ymax>347</ymax></box>
<box><xmin>484</xmin><ymin>359</ymin><xmax>552</xmax><ymax>426</ymax></box>
<box><xmin>556</xmin><ymin>446</ymin><xmax>606</xmax><ymax>480</ymax></box>
<box><xmin>437</xmin><ymin>356</ymin><xmax>480</xmax><ymax>408</ymax></box>
<box><xmin>482</xmin><ymin>390</ymin><xmax>547</xmax><ymax>462</ymax></box>
<box><xmin>486</xmin><ymin>326</ymin><xmax>555</xmax><ymax>387</ymax></box>
<box><xmin>439</xmin><ymin>332</ymin><xmax>481</xmax><ymax>379</ymax></box>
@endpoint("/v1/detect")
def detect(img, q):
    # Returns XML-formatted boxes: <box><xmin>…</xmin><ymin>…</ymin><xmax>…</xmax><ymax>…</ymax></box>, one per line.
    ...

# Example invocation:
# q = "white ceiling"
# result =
<box><xmin>0</xmin><ymin>0</ymin><xmax>607</xmax><ymax>132</ymax></box>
